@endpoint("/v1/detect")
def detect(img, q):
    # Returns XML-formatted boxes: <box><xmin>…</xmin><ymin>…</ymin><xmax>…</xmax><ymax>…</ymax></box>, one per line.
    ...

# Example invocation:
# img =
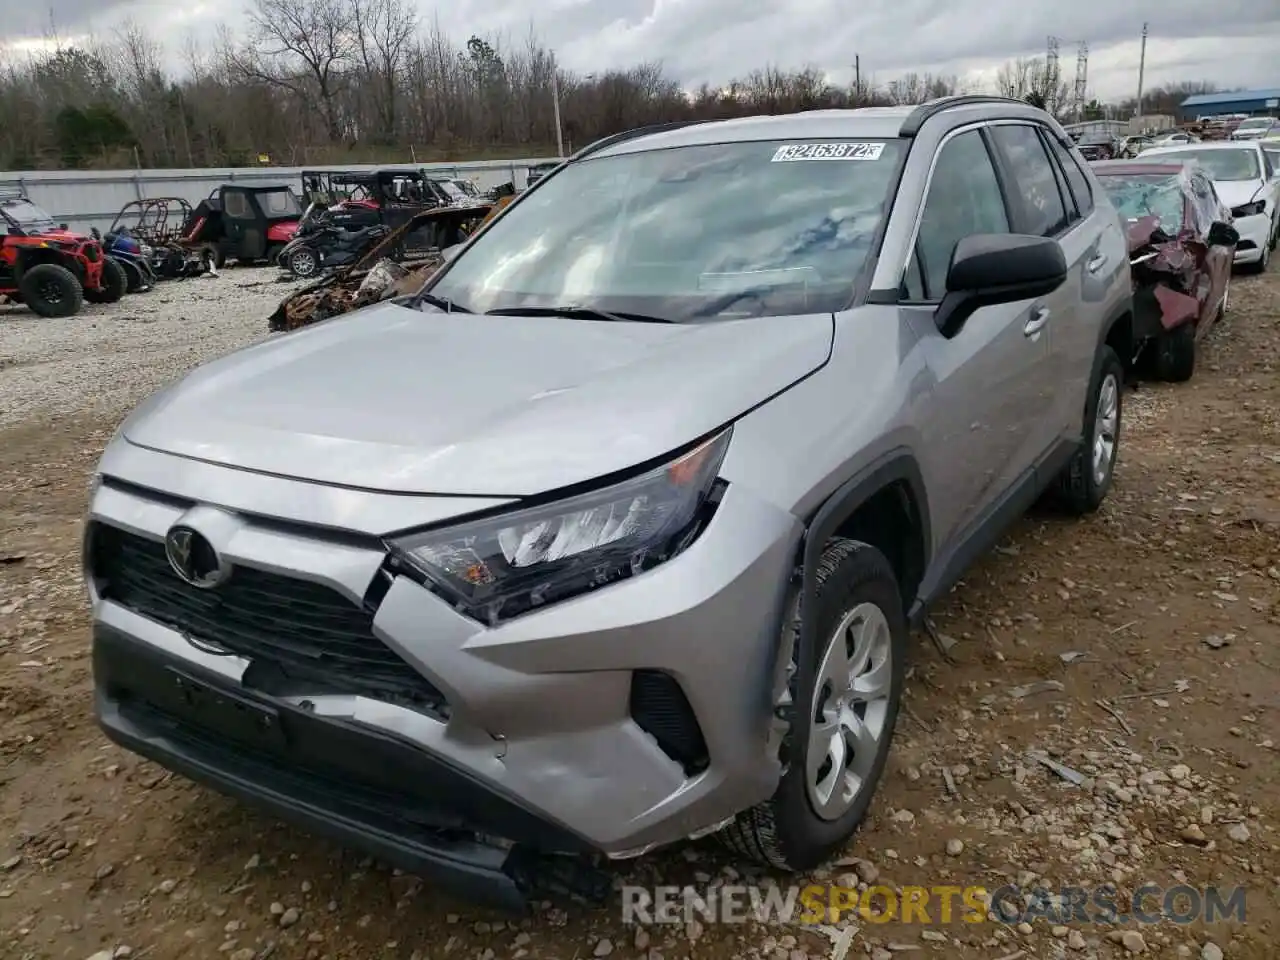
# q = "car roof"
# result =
<box><xmin>1090</xmin><ymin>159</ymin><xmax>1191</xmax><ymax>176</ymax></box>
<box><xmin>585</xmin><ymin>98</ymin><xmax>1053</xmax><ymax>158</ymax></box>
<box><xmin>1145</xmin><ymin>140</ymin><xmax>1258</xmax><ymax>153</ymax></box>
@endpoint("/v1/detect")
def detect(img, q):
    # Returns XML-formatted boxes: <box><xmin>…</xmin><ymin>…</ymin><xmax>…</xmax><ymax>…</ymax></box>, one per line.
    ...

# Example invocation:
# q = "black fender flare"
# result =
<box><xmin>1096</xmin><ymin>296</ymin><xmax>1136</xmax><ymax>364</ymax></box>
<box><xmin>789</xmin><ymin>448</ymin><xmax>931</xmax><ymax>738</ymax></box>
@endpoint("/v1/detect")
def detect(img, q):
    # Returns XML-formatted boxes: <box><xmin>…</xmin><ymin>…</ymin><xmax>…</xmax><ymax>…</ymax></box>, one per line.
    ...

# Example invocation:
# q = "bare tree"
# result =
<box><xmin>228</xmin><ymin>0</ymin><xmax>356</xmax><ymax>142</ymax></box>
<box><xmin>884</xmin><ymin>72</ymin><xmax>959</xmax><ymax>105</ymax></box>
<box><xmin>0</xmin><ymin>22</ymin><xmax>1224</xmax><ymax>171</ymax></box>
<box><xmin>349</xmin><ymin>0</ymin><xmax>416</xmax><ymax>142</ymax></box>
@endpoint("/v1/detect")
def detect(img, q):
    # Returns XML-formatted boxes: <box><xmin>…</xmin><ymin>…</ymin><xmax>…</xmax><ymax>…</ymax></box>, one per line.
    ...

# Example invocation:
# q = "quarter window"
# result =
<box><xmin>912</xmin><ymin>129</ymin><xmax>1010</xmax><ymax>301</ymax></box>
<box><xmin>991</xmin><ymin>124</ymin><xmax>1070</xmax><ymax>237</ymax></box>
<box><xmin>1046</xmin><ymin>134</ymin><xmax>1095</xmax><ymax>217</ymax></box>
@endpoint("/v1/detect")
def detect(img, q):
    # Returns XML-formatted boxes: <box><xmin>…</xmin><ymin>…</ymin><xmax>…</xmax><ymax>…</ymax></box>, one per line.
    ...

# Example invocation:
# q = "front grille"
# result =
<box><xmin>90</xmin><ymin>523</ymin><xmax>446</xmax><ymax>714</ymax></box>
<box><xmin>629</xmin><ymin>670</ymin><xmax>709</xmax><ymax>775</ymax></box>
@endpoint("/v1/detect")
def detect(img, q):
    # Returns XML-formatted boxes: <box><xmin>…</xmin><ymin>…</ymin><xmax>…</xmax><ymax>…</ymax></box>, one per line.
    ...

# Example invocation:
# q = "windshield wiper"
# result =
<box><xmin>417</xmin><ymin>292</ymin><xmax>471</xmax><ymax>314</ymax></box>
<box><xmin>483</xmin><ymin>305</ymin><xmax>674</xmax><ymax>324</ymax></box>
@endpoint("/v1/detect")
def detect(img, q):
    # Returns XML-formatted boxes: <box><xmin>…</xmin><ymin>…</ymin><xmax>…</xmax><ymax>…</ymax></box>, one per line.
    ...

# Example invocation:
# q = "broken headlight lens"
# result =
<box><xmin>390</xmin><ymin>429</ymin><xmax>731</xmax><ymax>625</ymax></box>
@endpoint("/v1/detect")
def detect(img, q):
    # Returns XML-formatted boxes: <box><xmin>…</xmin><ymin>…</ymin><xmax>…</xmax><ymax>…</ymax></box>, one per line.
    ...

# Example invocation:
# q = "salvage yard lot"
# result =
<box><xmin>1</xmin><ymin>267</ymin><xmax>1278</xmax><ymax>960</ymax></box>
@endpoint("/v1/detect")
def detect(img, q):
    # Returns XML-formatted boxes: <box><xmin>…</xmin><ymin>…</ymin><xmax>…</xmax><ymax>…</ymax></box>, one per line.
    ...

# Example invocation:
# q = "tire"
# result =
<box><xmin>1154</xmin><ymin>321</ymin><xmax>1196</xmax><ymax>383</ymax></box>
<box><xmin>198</xmin><ymin>244</ymin><xmax>226</xmax><ymax>270</ymax></box>
<box><xmin>1052</xmin><ymin>345</ymin><xmax>1123</xmax><ymax>515</ymax></box>
<box><xmin>18</xmin><ymin>262</ymin><xmax>83</xmax><ymax>318</ymax></box>
<box><xmin>720</xmin><ymin>539</ymin><xmax>906</xmax><ymax>871</ymax></box>
<box><xmin>287</xmin><ymin>246</ymin><xmax>320</xmax><ymax>278</ymax></box>
<box><xmin>265</xmin><ymin>244</ymin><xmax>284</xmax><ymax>266</ymax></box>
<box><xmin>119</xmin><ymin>258</ymin><xmax>145</xmax><ymax>293</ymax></box>
<box><xmin>85</xmin><ymin>257</ymin><xmax>127</xmax><ymax>304</ymax></box>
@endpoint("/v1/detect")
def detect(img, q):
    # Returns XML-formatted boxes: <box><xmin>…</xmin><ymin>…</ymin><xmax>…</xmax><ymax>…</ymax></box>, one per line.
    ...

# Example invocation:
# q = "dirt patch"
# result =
<box><xmin>0</xmin><ymin>268</ymin><xmax>1277</xmax><ymax>960</ymax></box>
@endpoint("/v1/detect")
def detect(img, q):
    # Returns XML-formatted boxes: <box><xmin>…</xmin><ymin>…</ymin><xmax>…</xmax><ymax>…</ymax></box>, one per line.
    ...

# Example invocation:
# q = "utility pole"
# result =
<box><xmin>1136</xmin><ymin>22</ymin><xmax>1148</xmax><ymax>119</ymax></box>
<box><xmin>551</xmin><ymin>51</ymin><xmax>565</xmax><ymax>158</ymax></box>
<box><xmin>854</xmin><ymin>55</ymin><xmax>861</xmax><ymax>104</ymax></box>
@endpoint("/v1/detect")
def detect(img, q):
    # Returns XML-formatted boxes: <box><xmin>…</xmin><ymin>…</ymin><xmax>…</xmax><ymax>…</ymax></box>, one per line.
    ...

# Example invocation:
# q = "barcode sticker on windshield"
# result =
<box><xmin>771</xmin><ymin>142</ymin><xmax>885</xmax><ymax>162</ymax></box>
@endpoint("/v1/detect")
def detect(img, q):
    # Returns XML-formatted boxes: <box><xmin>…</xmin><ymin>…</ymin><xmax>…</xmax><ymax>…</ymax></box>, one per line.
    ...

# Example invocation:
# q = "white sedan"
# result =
<box><xmin>1142</xmin><ymin>141</ymin><xmax>1280</xmax><ymax>273</ymax></box>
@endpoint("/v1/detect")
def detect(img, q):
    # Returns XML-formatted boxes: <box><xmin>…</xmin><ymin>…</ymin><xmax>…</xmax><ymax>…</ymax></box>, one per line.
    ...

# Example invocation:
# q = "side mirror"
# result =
<box><xmin>935</xmin><ymin>234</ymin><xmax>1068</xmax><ymax>338</ymax></box>
<box><xmin>1207</xmin><ymin>221</ymin><xmax>1240</xmax><ymax>247</ymax></box>
<box><xmin>59</xmin><ymin>223</ymin><xmax>69</xmax><ymax>231</ymax></box>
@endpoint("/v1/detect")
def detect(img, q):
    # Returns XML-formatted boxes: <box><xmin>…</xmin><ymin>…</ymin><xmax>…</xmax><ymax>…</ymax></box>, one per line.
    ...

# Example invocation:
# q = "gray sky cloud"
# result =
<box><xmin>3</xmin><ymin>0</ymin><xmax>1278</xmax><ymax>102</ymax></box>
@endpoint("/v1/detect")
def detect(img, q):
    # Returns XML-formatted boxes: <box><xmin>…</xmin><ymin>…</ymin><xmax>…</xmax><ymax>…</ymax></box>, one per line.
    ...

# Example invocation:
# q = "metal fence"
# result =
<box><xmin>0</xmin><ymin>157</ymin><xmax>560</xmax><ymax>234</ymax></box>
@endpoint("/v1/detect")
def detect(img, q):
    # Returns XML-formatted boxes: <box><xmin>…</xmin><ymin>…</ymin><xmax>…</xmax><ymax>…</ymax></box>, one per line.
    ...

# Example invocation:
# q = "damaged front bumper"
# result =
<box><xmin>94</xmin><ymin>624</ymin><xmax>612</xmax><ymax>910</ymax></box>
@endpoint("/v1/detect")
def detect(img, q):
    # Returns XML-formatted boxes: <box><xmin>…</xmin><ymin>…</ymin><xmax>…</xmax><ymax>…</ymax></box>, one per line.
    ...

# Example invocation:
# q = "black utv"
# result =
<box><xmin>180</xmin><ymin>185</ymin><xmax>304</xmax><ymax>268</ymax></box>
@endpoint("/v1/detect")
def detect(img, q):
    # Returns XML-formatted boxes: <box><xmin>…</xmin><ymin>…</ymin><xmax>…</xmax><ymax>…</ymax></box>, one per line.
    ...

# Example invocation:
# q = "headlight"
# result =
<box><xmin>1231</xmin><ymin>201</ymin><xmax>1266</xmax><ymax>218</ymax></box>
<box><xmin>389</xmin><ymin>429</ymin><xmax>731</xmax><ymax>625</ymax></box>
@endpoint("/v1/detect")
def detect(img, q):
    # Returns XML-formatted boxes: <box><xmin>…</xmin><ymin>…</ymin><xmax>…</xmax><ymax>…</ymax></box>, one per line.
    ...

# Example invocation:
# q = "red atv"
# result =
<box><xmin>0</xmin><ymin>193</ymin><xmax>127</xmax><ymax>317</ymax></box>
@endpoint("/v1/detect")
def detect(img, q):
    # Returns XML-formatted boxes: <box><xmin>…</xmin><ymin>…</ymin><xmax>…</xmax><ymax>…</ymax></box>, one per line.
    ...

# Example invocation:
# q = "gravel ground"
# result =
<box><xmin>0</xmin><ymin>265</ymin><xmax>1278</xmax><ymax>960</ymax></box>
<box><xmin>0</xmin><ymin>269</ymin><xmax>306</xmax><ymax>429</ymax></box>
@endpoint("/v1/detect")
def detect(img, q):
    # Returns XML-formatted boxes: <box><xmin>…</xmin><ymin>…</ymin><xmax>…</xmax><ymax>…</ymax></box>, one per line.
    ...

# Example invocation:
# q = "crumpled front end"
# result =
<box><xmin>1126</xmin><ymin>215</ymin><xmax>1206</xmax><ymax>336</ymax></box>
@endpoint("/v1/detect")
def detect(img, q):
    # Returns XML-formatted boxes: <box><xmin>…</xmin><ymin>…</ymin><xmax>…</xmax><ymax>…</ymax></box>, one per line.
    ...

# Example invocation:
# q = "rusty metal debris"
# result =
<box><xmin>268</xmin><ymin>203</ymin><xmax>492</xmax><ymax>332</ymax></box>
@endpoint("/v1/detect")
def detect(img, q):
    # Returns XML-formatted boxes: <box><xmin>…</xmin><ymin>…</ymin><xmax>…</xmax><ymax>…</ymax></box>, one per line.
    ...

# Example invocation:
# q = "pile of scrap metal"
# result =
<box><xmin>269</xmin><ymin>254</ymin><xmax>442</xmax><ymax>332</ymax></box>
<box><xmin>267</xmin><ymin>210</ymin><xmax>436</xmax><ymax>331</ymax></box>
<box><xmin>269</xmin><ymin>200</ymin><xmax>503</xmax><ymax>332</ymax></box>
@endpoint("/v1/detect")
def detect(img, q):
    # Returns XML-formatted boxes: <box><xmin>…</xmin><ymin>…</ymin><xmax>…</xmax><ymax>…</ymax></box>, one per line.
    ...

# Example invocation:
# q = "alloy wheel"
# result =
<box><xmin>1092</xmin><ymin>372</ymin><xmax>1119</xmax><ymax>487</ymax></box>
<box><xmin>291</xmin><ymin>250</ymin><xmax>318</xmax><ymax>276</ymax></box>
<box><xmin>806</xmin><ymin>602</ymin><xmax>894</xmax><ymax>821</ymax></box>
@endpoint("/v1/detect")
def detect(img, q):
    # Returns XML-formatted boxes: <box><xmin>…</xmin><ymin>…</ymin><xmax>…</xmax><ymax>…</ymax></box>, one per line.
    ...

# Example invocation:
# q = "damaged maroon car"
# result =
<box><xmin>1092</xmin><ymin>159</ymin><xmax>1239</xmax><ymax>382</ymax></box>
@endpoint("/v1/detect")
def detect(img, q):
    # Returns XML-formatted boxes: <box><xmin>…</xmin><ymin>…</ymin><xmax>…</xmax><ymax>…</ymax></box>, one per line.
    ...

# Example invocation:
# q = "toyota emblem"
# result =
<box><xmin>164</xmin><ymin>525</ymin><xmax>231</xmax><ymax>589</ymax></box>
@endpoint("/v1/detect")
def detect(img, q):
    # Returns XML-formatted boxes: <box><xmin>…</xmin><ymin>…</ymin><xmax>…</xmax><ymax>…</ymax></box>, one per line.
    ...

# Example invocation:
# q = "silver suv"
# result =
<box><xmin>86</xmin><ymin>96</ymin><xmax>1133</xmax><ymax>908</ymax></box>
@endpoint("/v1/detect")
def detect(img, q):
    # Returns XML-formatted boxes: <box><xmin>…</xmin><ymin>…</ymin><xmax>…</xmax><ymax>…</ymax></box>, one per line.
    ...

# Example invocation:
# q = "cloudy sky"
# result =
<box><xmin>2</xmin><ymin>0</ymin><xmax>1278</xmax><ymax>103</ymax></box>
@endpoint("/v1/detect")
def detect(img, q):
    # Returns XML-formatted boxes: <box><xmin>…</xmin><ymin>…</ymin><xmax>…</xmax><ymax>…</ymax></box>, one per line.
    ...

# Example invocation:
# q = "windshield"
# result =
<box><xmin>1096</xmin><ymin>174</ymin><xmax>1185</xmax><ymax>230</ymax></box>
<box><xmin>1</xmin><ymin>198</ymin><xmax>55</xmax><ymax>226</ymax></box>
<box><xmin>1151</xmin><ymin>148</ymin><xmax>1260</xmax><ymax>181</ymax></box>
<box><xmin>425</xmin><ymin>138</ymin><xmax>905</xmax><ymax>322</ymax></box>
<box><xmin>1237</xmin><ymin>119</ymin><xmax>1270</xmax><ymax>130</ymax></box>
<box><xmin>259</xmin><ymin>189</ymin><xmax>302</xmax><ymax>216</ymax></box>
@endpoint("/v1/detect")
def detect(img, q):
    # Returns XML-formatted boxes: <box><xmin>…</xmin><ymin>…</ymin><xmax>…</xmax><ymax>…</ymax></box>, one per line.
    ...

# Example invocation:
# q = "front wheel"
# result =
<box><xmin>18</xmin><ymin>263</ymin><xmax>83</xmax><ymax>318</ymax></box>
<box><xmin>1155</xmin><ymin>322</ymin><xmax>1196</xmax><ymax>383</ymax></box>
<box><xmin>287</xmin><ymin>246</ymin><xmax>320</xmax><ymax>278</ymax></box>
<box><xmin>721</xmin><ymin>539</ymin><xmax>906</xmax><ymax>871</ymax></box>
<box><xmin>119</xmin><ymin>258</ymin><xmax>145</xmax><ymax>293</ymax></box>
<box><xmin>1052</xmin><ymin>344</ymin><xmax>1123</xmax><ymax>515</ymax></box>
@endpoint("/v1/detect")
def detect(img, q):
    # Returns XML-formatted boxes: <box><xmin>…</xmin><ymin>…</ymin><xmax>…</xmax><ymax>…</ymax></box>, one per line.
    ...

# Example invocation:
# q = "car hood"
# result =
<box><xmin>1213</xmin><ymin>179</ymin><xmax>1267</xmax><ymax>209</ymax></box>
<box><xmin>122</xmin><ymin>301</ymin><xmax>834</xmax><ymax>496</ymax></box>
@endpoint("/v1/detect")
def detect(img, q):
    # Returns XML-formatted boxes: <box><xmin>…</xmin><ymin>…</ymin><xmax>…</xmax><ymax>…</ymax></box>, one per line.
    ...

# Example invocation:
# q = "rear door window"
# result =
<box><xmin>1046</xmin><ymin>135</ymin><xmax>1095</xmax><ymax>217</ymax></box>
<box><xmin>989</xmin><ymin>124</ymin><xmax>1070</xmax><ymax>237</ymax></box>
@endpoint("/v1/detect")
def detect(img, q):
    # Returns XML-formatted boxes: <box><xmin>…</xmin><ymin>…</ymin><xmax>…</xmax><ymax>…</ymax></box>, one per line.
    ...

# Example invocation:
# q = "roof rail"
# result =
<box><xmin>0</xmin><ymin>187</ymin><xmax>28</xmax><ymax>201</ymax></box>
<box><xmin>899</xmin><ymin>95</ymin><xmax>1035</xmax><ymax>137</ymax></box>
<box><xmin>571</xmin><ymin>120</ymin><xmax>708</xmax><ymax>162</ymax></box>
